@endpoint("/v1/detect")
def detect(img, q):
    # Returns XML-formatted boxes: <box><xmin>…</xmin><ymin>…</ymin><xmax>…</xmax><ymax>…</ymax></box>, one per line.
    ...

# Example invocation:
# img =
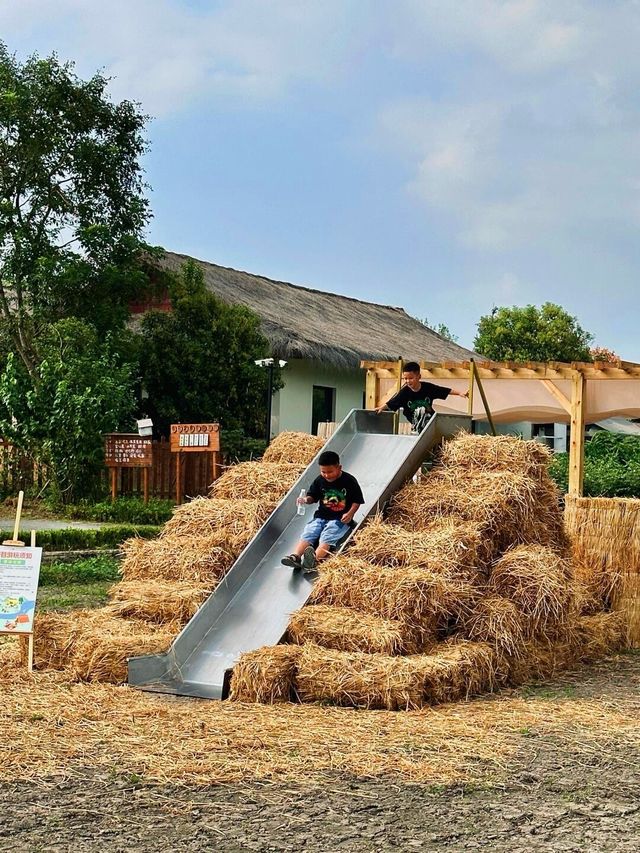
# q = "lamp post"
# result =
<box><xmin>255</xmin><ymin>358</ymin><xmax>287</xmax><ymax>445</ymax></box>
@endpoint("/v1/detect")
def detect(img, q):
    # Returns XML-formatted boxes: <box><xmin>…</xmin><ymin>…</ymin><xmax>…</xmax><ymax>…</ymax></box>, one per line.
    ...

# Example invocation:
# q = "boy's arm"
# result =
<box><xmin>341</xmin><ymin>503</ymin><xmax>361</xmax><ymax>524</ymax></box>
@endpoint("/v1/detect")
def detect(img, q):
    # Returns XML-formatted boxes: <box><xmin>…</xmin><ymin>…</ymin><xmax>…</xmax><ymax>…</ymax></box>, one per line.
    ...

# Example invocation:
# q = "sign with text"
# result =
<box><xmin>170</xmin><ymin>423</ymin><xmax>220</xmax><ymax>453</ymax></box>
<box><xmin>0</xmin><ymin>546</ymin><xmax>42</xmax><ymax>634</ymax></box>
<box><xmin>104</xmin><ymin>433</ymin><xmax>153</xmax><ymax>468</ymax></box>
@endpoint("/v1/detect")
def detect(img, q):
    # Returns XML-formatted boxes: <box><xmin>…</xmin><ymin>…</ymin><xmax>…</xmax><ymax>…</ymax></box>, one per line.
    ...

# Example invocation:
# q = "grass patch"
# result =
<box><xmin>60</xmin><ymin>497</ymin><xmax>175</xmax><ymax>525</ymax></box>
<box><xmin>0</xmin><ymin>525</ymin><xmax>161</xmax><ymax>551</ymax></box>
<box><xmin>518</xmin><ymin>684</ymin><xmax>579</xmax><ymax>700</ymax></box>
<box><xmin>37</xmin><ymin>581</ymin><xmax>113</xmax><ymax>612</ymax></box>
<box><xmin>40</xmin><ymin>555</ymin><xmax>121</xmax><ymax>586</ymax></box>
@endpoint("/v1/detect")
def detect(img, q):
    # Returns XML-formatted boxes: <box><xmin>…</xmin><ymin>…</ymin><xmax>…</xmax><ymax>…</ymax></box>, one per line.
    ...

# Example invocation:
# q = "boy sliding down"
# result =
<box><xmin>281</xmin><ymin>450</ymin><xmax>364</xmax><ymax>572</ymax></box>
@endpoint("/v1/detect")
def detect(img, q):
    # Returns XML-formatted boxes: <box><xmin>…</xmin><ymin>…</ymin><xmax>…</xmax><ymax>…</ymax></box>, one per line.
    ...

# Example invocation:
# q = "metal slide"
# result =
<box><xmin>128</xmin><ymin>410</ymin><xmax>471</xmax><ymax>699</ymax></box>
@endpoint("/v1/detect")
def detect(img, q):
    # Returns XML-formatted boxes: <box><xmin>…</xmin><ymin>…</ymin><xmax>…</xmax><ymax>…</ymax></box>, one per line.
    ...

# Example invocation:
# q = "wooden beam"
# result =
<box><xmin>472</xmin><ymin>361</ymin><xmax>497</xmax><ymax>436</ymax></box>
<box><xmin>541</xmin><ymin>379</ymin><xmax>571</xmax><ymax>415</ymax></box>
<box><xmin>365</xmin><ymin>369</ymin><xmax>377</xmax><ymax>410</ymax></box>
<box><xmin>568</xmin><ymin>371</ymin><xmax>586</xmax><ymax>496</ymax></box>
<box><xmin>467</xmin><ymin>359</ymin><xmax>475</xmax><ymax>418</ymax></box>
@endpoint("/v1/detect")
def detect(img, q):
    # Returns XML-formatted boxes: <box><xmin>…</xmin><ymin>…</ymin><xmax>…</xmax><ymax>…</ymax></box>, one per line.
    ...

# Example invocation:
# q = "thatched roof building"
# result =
<box><xmin>158</xmin><ymin>251</ymin><xmax>478</xmax><ymax>368</ymax></box>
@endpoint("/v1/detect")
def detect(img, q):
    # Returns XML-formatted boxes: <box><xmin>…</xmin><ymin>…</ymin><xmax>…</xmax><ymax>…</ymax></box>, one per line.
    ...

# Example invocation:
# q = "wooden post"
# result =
<box><xmin>110</xmin><ymin>467</ymin><xmax>117</xmax><ymax>501</ymax></box>
<box><xmin>472</xmin><ymin>366</ymin><xmax>497</xmax><ymax>436</ymax></box>
<box><xmin>365</xmin><ymin>369</ymin><xmax>378</xmax><ymax>410</ymax></box>
<box><xmin>569</xmin><ymin>370</ymin><xmax>586</xmax><ymax>496</ymax></box>
<box><xmin>143</xmin><ymin>467</ymin><xmax>149</xmax><ymax>505</ymax></box>
<box><xmin>467</xmin><ymin>360</ymin><xmax>475</xmax><ymax>418</ymax></box>
<box><xmin>176</xmin><ymin>451</ymin><xmax>182</xmax><ymax>505</ymax></box>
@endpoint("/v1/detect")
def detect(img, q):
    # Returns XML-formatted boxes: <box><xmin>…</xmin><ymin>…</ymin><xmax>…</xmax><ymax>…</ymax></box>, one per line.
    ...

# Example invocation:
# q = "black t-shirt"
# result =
<box><xmin>308</xmin><ymin>471</ymin><xmax>365</xmax><ymax>521</ymax></box>
<box><xmin>386</xmin><ymin>381</ymin><xmax>451</xmax><ymax>423</ymax></box>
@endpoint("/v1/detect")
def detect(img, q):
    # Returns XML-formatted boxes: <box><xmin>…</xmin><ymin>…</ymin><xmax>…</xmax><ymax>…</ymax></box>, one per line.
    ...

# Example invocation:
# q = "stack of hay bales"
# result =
<box><xmin>231</xmin><ymin>433</ymin><xmax>626</xmax><ymax>708</ymax></box>
<box><xmin>565</xmin><ymin>495</ymin><xmax>640</xmax><ymax>647</ymax></box>
<box><xmin>33</xmin><ymin>431</ymin><xmax>324</xmax><ymax>683</ymax></box>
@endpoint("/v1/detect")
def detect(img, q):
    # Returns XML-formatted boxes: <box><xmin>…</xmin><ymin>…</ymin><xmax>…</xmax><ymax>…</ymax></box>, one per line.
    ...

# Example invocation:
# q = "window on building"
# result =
<box><xmin>312</xmin><ymin>386</ymin><xmax>336</xmax><ymax>435</ymax></box>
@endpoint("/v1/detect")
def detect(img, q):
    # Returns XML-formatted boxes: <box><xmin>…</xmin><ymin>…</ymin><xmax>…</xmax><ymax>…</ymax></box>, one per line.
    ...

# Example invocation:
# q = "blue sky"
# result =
<box><xmin>3</xmin><ymin>0</ymin><xmax>640</xmax><ymax>357</ymax></box>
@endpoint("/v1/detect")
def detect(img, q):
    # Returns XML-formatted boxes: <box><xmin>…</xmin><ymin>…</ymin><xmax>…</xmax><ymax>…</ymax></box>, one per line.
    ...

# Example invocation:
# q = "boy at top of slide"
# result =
<box><xmin>375</xmin><ymin>361</ymin><xmax>468</xmax><ymax>432</ymax></box>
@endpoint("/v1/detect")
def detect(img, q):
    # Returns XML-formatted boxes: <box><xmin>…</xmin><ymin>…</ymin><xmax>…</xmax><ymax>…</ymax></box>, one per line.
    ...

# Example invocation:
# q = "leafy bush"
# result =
<box><xmin>548</xmin><ymin>432</ymin><xmax>640</xmax><ymax>497</ymax></box>
<box><xmin>40</xmin><ymin>555</ymin><xmax>121</xmax><ymax>586</ymax></box>
<box><xmin>62</xmin><ymin>497</ymin><xmax>175</xmax><ymax>525</ymax></box>
<box><xmin>0</xmin><ymin>525</ymin><xmax>160</xmax><ymax>551</ymax></box>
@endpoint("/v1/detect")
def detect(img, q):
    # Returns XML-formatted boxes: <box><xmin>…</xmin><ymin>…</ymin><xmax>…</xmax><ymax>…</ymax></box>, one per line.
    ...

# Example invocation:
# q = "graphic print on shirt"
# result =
<box><xmin>407</xmin><ymin>397</ymin><xmax>433</xmax><ymax>417</ymax></box>
<box><xmin>322</xmin><ymin>487</ymin><xmax>347</xmax><ymax>513</ymax></box>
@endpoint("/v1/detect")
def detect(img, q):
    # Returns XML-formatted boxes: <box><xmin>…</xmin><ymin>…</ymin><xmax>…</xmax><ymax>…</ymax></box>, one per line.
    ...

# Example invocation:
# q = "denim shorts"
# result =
<box><xmin>301</xmin><ymin>517</ymin><xmax>351</xmax><ymax>547</ymax></box>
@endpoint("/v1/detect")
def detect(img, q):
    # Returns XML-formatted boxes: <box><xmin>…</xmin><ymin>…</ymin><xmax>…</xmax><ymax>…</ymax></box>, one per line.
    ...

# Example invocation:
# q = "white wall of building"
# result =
<box><xmin>271</xmin><ymin>359</ymin><xmax>364</xmax><ymax>436</ymax></box>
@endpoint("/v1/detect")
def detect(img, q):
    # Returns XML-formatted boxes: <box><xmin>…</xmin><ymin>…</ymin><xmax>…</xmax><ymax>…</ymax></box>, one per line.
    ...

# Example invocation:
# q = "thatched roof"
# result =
<box><xmin>158</xmin><ymin>250</ymin><xmax>479</xmax><ymax>369</ymax></box>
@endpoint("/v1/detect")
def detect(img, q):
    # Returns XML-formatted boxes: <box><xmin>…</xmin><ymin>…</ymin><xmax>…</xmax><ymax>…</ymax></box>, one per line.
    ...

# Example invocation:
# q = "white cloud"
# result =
<box><xmin>0</xmin><ymin>0</ymin><xmax>356</xmax><ymax>116</ymax></box>
<box><xmin>378</xmin><ymin>1</ymin><xmax>640</xmax><ymax>251</ymax></box>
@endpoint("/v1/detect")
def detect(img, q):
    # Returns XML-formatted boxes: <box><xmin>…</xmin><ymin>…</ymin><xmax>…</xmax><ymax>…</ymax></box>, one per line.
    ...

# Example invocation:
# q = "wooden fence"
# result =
<box><xmin>0</xmin><ymin>438</ymin><xmax>216</xmax><ymax>501</ymax></box>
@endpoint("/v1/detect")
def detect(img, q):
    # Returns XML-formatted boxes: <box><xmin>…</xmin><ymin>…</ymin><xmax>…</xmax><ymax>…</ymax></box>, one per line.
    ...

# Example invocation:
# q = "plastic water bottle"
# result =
<box><xmin>297</xmin><ymin>489</ymin><xmax>307</xmax><ymax>516</ymax></box>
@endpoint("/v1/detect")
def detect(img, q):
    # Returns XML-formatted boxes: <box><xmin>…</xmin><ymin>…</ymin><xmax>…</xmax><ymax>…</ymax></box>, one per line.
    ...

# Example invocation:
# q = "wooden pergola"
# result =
<box><xmin>361</xmin><ymin>358</ymin><xmax>640</xmax><ymax>497</ymax></box>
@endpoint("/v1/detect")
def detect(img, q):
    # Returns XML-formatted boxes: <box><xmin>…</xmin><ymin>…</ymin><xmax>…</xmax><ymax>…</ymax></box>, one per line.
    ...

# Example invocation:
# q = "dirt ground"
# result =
<box><xmin>2</xmin><ymin>652</ymin><xmax>639</xmax><ymax>852</ymax></box>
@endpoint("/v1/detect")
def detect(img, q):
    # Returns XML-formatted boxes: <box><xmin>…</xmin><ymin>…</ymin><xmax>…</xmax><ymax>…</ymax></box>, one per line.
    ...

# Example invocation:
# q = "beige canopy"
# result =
<box><xmin>362</xmin><ymin>359</ymin><xmax>640</xmax><ymax>496</ymax></box>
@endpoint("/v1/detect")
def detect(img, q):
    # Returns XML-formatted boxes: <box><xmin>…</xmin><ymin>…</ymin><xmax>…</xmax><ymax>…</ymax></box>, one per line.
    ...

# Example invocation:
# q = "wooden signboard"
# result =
<box><xmin>170</xmin><ymin>423</ymin><xmax>221</xmax><ymax>505</ymax></box>
<box><xmin>105</xmin><ymin>433</ymin><xmax>153</xmax><ymax>503</ymax></box>
<box><xmin>170</xmin><ymin>423</ymin><xmax>220</xmax><ymax>452</ymax></box>
<box><xmin>105</xmin><ymin>433</ymin><xmax>153</xmax><ymax>467</ymax></box>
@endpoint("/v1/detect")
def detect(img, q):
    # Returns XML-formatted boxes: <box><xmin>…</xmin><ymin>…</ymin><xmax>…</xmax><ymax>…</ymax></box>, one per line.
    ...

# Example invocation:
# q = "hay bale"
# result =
<box><xmin>33</xmin><ymin>611</ymin><xmax>88</xmax><ymax>670</ymax></box>
<box><xmin>503</xmin><ymin>630</ymin><xmax>579</xmax><ymax>686</ymax></box>
<box><xmin>211</xmin><ymin>461</ymin><xmax>304</xmax><ymax>501</ymax></box>
<box><xmin>107</xmin><ymin>580</ymin><xmax>210</xmax><ymax>625</ymax></box>
<box><xmin>295</xmin><ymin>640</ymin><xmax>497</xmax><ymax>710</ymax></box>
<box><xmin>287</xmin><ymin>604</ymin><xmax>431</xmax><ymax>655</ymax></box>
<box><xmin>572</xmin><ymin>558</ymin><xmax>610</xmax><ymax>616</ymax></box>
<box><xmin>349</xmin><ymin>516</ymin><xmax>485</xmax><ymax>576</ymax></box>
<box><xmin>161</xmin><ymin>497</ymin><xmax>272</xmax><ymax>540</ymax></box>
<box><xmin>489</xmin><ymin>545</ymin><xmax>574</xmax><ymax>636</ymax></box>
<box><xmin>574</xmin><ymin>611</ymin><xmax>628</xmax><ymax>661</ymax></box>
<box><xmin>565</xmin><ymin>495</ymin><xmax>640</xmax><ymax>646</ymax></box>
<box><xmin>295</xmin><ymin>644</ymin><xmax>427</xmax><ymax>709</ymax></box>
<box><xmin>438</xmin><ymin>433</ymin><xmax>551</xmax><ymax>479</ymax></box>
<box><xmin>262</xmin><ymin>432</ymin><xmax>325</xmax><ymax>465</ymax></box>
<box><xmin>32</xmin><ymin>609</ymin><xmax>176</xmax><ymax>682</ymax></box>
<box><xmin>425</xmin><ymin>639</ymin><xmax>498</xmax><ymax>701</ymax></box>
<box><xmin>389</xmin><ymin>468</ymin><xmax>566</xmax><ymax>556</ymax></box>
<box><xmin>230</xmin><ymin>644</ymin><xmax>302</xmax><ymax>703</ymax></box>
<box><xmin>68</xmin><ymin>610</ymin><xmax>176</xmax><ymax>684</ymax></box>
<box><xmin>461</xmin><ymin>595</ymin><xmax>529</xmax><ymax>656</ymax></box>
<box><xmin>309</xmin><ymin>556</ymin><xmax>478</xmax><ymax>629</ymax></box>
<box><xmin>120</xmin><ymin>534</ymin><xmax>236</xmax><ymax>583</ymax></box>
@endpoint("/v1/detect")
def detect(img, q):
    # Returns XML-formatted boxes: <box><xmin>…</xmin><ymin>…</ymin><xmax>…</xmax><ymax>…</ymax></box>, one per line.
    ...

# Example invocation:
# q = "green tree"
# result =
<box><xmin>420</xmin><ymin>317</ymin><xmax>459</xmax><ymax>343</ymax></box>
<box><xmin>0</xmin><ymin>44</ymin><xmax>149</xmax><ymax>375</ymax></box>
<box><xmin>474</xmin><ymin>303</ymin><xmax>593</xmax><ymax>362</ymax></box>
<box><xmin>139</xmin><ymin>260</ymin><xmax>278</xmax><ymax>457</ymax></box>
<box><xmin>0</xmin><ymin>319</ymin><xmax>136</xmax><ymax>501</ymax></box>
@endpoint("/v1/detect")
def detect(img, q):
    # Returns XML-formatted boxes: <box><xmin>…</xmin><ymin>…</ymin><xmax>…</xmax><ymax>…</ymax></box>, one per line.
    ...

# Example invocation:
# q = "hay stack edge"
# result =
<box><xmin>25</xmin><ymin>430</ymin><xmax>628</xmax><ymax>704</ymax></box>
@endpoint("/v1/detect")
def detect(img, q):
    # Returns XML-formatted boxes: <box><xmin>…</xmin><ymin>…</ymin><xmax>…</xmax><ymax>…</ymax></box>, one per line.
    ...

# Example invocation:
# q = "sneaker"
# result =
<box><xmin>281</xmin><ymin>554</ymin><xmax>302</xmax><ymax>568</ymax></box>
<box><xmin>301</xmin><ymin>545</ymin><xmax>317</xmax><ymax>571</ymax></box>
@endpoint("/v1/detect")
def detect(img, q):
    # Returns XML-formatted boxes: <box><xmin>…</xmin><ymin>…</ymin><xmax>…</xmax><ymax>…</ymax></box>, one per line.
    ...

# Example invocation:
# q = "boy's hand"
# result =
<box><xmin>341</xmin><ymin>512</ymin><xmax>354</xmax><ymax>523</ymax></box>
